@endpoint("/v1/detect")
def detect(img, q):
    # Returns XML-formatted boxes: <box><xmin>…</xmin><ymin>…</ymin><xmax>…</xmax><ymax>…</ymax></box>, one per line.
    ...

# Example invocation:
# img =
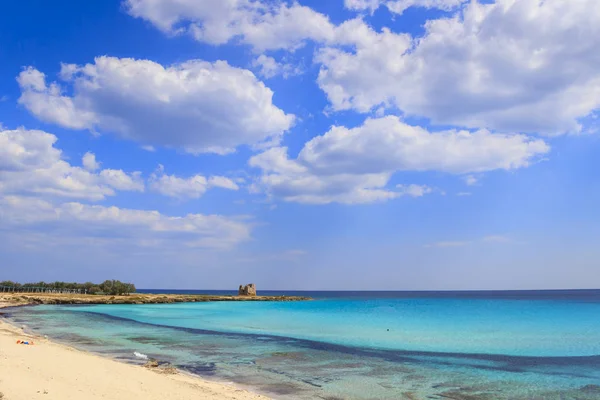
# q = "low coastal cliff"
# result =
<box><xmin>0</xmin><ymin>292</ymin><xmax>311</xmax><ymax>306</ymax></box>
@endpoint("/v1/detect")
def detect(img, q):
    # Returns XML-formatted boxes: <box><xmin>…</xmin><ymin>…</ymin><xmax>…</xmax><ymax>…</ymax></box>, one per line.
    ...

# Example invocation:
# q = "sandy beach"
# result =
<box><xmin>0</xmin><ymin>303</ymin><xmax>269</xmax><ymax>400</ymax></box>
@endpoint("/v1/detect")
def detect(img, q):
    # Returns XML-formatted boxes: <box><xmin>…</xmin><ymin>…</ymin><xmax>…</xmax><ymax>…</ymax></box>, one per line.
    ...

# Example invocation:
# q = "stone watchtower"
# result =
<box><xmin>238</xmin><ymin>283</ymin><xmax>257</xmax><ymax>296</ymax></box>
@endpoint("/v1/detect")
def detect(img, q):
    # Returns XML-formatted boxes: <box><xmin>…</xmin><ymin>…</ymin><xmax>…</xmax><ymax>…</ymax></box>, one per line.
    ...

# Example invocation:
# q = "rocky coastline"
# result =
<box><xmin>0</xmin><ymin>292</ymin><xmax>311</xmax><ymax>307</ymax></box>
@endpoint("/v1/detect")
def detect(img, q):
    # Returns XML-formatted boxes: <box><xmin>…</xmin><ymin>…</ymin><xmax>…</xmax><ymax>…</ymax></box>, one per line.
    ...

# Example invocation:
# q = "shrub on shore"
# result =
<box><xmin>0</xmin><ymin>280</ymin><xmax>136</xmax><ymax>295</ymax></box>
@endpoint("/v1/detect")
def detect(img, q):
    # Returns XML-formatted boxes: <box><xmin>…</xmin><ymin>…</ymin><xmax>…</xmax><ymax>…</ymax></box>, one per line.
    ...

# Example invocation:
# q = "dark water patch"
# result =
<box><xmin>127</xmin><ymin>336</ymin><xmax>163</xmax><ymax>345</ymax></box>
<box><xmin>259</xmin><ymin>351</ymin><xmax>311</xmax><ymax>364</ymax></box>
<box><xmin>402</xmin><ymin>393</ymin><xmax>420</xmax><ymax>400</ymax></box>
<box><xmin>90</xmin><ymin>348</ymin><xmax>137</xmax><ymax>358</ymax></box>
<box><xmin>254</xmin><ymin>363</ymin><xmax>335</xmax><ymax>388</ymax></box>
<box><xmin>180</xmin><ymin>362</ymin><xmax>218</xmax><ymax>376</ymax></box>
<box><xmin>256</xmin><ymin>381</ymin><xmax>308</xmax><ymax>396</ymax></box>
<box><xmin>433</xmin><ymin>383</ymin><xmax>453</xmax><ymax>389</ymax></box>
<box><xmin>581</xmin><ymin>384</ymin><xmax>600</xmax><ymax>393</ymax></box>
<box><xmin>437</xmin><ymin>392</ymin><xmax>497</xmax><ymax>400</ymax></box>
<box><xmin>52</xmin><ymin>332</ymin><xmax>101</xmax><ymax>346</ymax></box>
<box><xmin>298</xmin><ymin>378</ymin><xmax>322</xmax><ymax>388</ymax></box>
<box><xmin>70</xmin><ymin>309</ymin><xmax>600</xmax><ymax>374</ymax></box>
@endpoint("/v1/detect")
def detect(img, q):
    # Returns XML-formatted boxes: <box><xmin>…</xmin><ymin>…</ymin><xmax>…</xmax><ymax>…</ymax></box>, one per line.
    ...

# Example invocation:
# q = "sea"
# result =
<box><xmin>3</xmin><ymin>290</ymin><xmax>600</xmax><ymax>399</ymax></box>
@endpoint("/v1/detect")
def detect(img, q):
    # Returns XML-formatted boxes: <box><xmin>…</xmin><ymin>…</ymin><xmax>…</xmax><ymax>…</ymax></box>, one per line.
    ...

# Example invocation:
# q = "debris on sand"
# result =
<box><xmin>143</xmin><ymin>359</ymin><xmax>178</xmax><ymax>375</ymax></box>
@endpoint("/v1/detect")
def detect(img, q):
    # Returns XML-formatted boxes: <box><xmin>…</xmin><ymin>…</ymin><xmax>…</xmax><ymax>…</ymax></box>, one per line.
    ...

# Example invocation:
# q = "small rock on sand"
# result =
<box><xmin>143</xmin><ymin>359</ymin><xmax>177</xmax><ymax>375</ymax></box>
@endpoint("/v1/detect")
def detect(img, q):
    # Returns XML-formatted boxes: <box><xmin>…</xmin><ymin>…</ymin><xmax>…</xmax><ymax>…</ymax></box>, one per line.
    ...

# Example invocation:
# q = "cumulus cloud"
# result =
<box><xmin>124</xmin><ymin>0</ymin><xmax>335</xmax><ymax>52</ymax></box>
<box><xmin>0</xmin><ymin>127</ymin><xmax>252</xmax><ymax>250</ymax></box>
<box><xmin>17</xmin><ymin>68</ymin><xmax>96</xmax><ymax>130</ymax></box>
<box><xmin>344</xmin><ymin>0</ymin><xmax>466</xmax><ymax>14</ymax></box>
<box><xmin>249</xmin><ymin>116</ymin><xmax>548</xmax><ymax>204</ymax></box>
<box><xmin>319</xmin><ymin>0</ymin><xmax>600</xmax><ymax>135</ymax></box>
<box><xmin>251</xmin><ymin>55</ymin><xmax>302</xmax><ymax>79</ymax></box>
<box><xmin>0</xmin><ymin>195</ymin><xmax>251</xmax><ymax>249</ymax></box>
<box><xmin>344</xmin><ymin>0</ymin><xmax>382</xmax><ymax>12</ymax></box>
<box><xmin>298</xmin><ymin>116</ymin><xmax>549</xmax><ymax>174</ymax></box>
<box><xmin>82</xmin><ymin>152</ymin><xmax>100</xmax><ymax>171</ymax></box>
<box><xmin>121</xmin><ymin>0</ymin><xmax>600</xmax><ymax>136</ymax></box>
<box><xmin>250</xmin><ymin>147</ymin><xmax>399</xmax><ymax>204</ymax></box>
<box><xmin>0</xmin><ymin>128</ymin><xmax>143</xmax><ymax>201</ymax></box>
<box><xmin>149</xmin><ymin>165</ymin><xmax>239</xmax><ymax>200</ymax></box>
<box><xmin>17</xmin><ymin>57</ymin><xmax>294</xmax><ymax>154</ymax></box>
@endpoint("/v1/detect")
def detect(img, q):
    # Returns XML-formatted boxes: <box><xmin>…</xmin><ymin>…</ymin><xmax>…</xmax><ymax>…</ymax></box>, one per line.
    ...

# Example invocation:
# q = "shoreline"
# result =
<box><xmin>0</xmin><ymin>292</ymin><xmax>311</xmax><ymax>306</ymax></box>
<box><xmin>0</xmin><ymin>292</ymin><xmax>312</xmax><ymax>305</ymax></box>
<box><xmin>0</xmin><ymin>301</ymin><xmax>273</xmax><ymax>400</ymax></box>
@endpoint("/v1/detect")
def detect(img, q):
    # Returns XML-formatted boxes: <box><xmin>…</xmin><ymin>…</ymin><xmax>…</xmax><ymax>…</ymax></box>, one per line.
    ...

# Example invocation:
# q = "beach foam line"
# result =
<box><xmin>133</xmin><ymin>351</ymin><xmax>149</xmax><ymax>360</ymax></box>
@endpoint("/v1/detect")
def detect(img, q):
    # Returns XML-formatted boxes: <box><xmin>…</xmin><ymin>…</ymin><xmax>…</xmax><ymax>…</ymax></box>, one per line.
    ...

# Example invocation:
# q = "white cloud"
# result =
<box><xmin>249</xmin><ymin>146</ymin><xmax>399</xmax><ymax>205</ymax></box>
<box><xmin>319</xmin><ymin>0</ymin><xmax>600</xmax><ymax>135</ymax></box>
<box><xmin>0</xmin><ymin>195</ymin><xmax>251</xmax><ymax>249</ymax></box>
<box><xmin>250</xmin><ymin>116</ymin><xmax>548</xmax><ymax>204</ymax></box>
<box><xmin>0</xmin><ymin>128</ymin><xmax>251</xmax><ymax>251</ymax></box>
<box><xmin>464</xmin><ymin>175</ymin><xmax>478</xmax><ymax>186</ymax></box>
<box><xmin>124</xmin><ymin>0</ymin><xmax>335</xmax><ymax>52</ymax></box>
<box><xmin>0</xmin><ymin>127</ymin><xmax>60</xmax><ymax>171</ymax></box>
<box><xmin>396</xmin><ymin>184</ymin><xmax>432</xmax><ymax>197</ymax></box>
<box><xmin>100</xmin><ymin>169</ymin><xmax>144</xmax><ymax>191</ymax></box>
<box><xmin>316</xmin><ymin>19</ymin><xmax>413</xmax><ymax>112</ymax></box>
<box><xmin>208</xmin><ymin>176</ymin><xmax>240</xmax><ymax>191</ymax></box>
<box><xmin>344</xmin><ymin>0</ymin><xmax>381</xmax><ymax>12</ymax></box>
<box><xmin>18</xmin><ymin>57</ymin><xmax>294</xmax><ymax>154</ymax></box>
<box><xmin>0</xmin><ymin>128</ymin><xmax>143</xmax><ymax>201</ymax></box>
<box><xmin>17</xmin><ymin>68</ymin><xmax>97</xmax><ymax>130</ymax></box>
<box><xmin>344</xmin><ymin>0</ymin><xmax>466</xmax><ymax>14</ymax></box>
<box><xmin>82</xmin><ymin>152</ymin><xmax>100</xmax><ymax>171</ymax></box>
<box><xmin>122</xmin><ymin>0</ymin><xmax>600</xmax><ymax>136</ymax></box>
<box><xmin>251</xmin><ymin>55</ymin><xmax>302</xmax><ymax>79</ymax></box>
<box><xmin>149</xmin><ymin>165</ymin><xmax>239</xmax><ymax>199</ymax></box>
<box><xmin>299</xmin><ymin>116</ymin><xmax>548</xmax><ymax>174</ymax></box>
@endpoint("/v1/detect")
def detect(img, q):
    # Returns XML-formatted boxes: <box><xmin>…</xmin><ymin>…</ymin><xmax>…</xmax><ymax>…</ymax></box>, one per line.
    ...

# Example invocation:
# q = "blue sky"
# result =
<box><xmin>1</xmin><ymin>0</ymin><xmax>599</xmax><ymax>290</ymax></box>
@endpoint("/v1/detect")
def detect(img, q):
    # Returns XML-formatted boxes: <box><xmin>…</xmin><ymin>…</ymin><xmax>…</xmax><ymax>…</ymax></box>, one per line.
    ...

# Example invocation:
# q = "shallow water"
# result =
<box><xmin>4</xmin><ymin>291</ymin><xmax>600</xmax><ymax>399</ymax></box>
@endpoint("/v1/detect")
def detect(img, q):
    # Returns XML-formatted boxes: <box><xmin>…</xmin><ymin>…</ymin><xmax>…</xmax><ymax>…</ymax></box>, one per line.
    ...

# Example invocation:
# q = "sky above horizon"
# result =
<box><xmin>1</xmin><ymin>0</ymin><xmax>599</xmax><ymax>290</ymax></box>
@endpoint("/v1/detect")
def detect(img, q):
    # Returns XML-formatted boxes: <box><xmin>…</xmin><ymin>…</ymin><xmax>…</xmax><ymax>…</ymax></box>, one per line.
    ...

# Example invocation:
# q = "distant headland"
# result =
<box><xmin>0</xmin><ymin>280</ymin><xmax>310</xmax><ymax>306</ymax></box>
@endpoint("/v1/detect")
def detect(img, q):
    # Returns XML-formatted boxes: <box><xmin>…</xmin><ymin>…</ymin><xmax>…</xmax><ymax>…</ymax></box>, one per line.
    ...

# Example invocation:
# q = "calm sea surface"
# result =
<box><xmin>4</xmin><ymin>290</ymin><xmax>600</xmax><ymax>399</ymax></box>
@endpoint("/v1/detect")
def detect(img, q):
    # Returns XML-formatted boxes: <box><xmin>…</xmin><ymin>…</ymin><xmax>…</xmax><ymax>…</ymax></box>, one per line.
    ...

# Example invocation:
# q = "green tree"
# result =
<box><xmin>0</xmin><ymin>280</ymin><xmax>135</xmax><ymax>295</ymax></box>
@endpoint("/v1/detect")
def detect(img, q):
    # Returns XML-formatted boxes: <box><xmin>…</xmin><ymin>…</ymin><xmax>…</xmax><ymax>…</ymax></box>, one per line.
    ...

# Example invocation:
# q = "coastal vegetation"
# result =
<box><xmin>0</xmin><ymin>280</ymin><xmax>136</xmax><ymax>295</ymax></box>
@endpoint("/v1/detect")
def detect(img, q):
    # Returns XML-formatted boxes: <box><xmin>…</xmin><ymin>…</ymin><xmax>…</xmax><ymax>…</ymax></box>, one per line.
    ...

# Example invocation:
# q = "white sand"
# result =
<box><xmin>0</xmin><ymin>304</ymin><xmax>269</xmax><ymax>400</ymax></box>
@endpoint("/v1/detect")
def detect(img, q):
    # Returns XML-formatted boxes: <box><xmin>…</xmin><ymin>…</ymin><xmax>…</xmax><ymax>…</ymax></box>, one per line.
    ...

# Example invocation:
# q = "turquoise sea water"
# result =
<box><xmin>4</xmin><ymin>291</ymin><xmax>600</xmax><ymax>399</ymax></box>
